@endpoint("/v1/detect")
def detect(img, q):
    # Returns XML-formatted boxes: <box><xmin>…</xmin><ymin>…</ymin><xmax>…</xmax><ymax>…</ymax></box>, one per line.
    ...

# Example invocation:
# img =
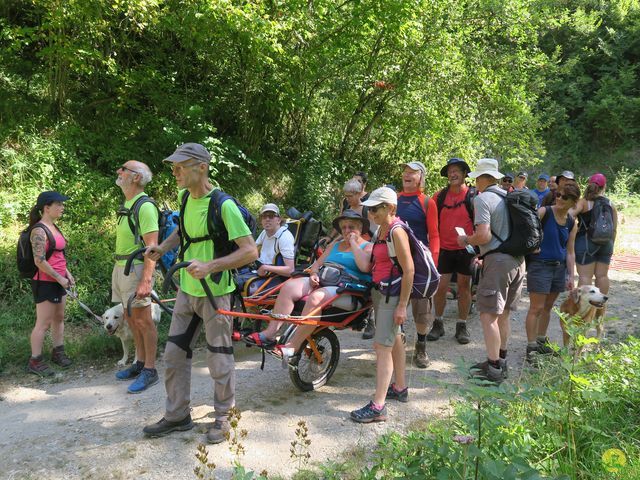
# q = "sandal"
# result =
<box><xmin>242</xmin><ymin>332</ymin><xmax>276</xmax><ymax>350</ymax></box>
<box><xmin>273</xmin><ymin>345</ymin><xmax>297</xmax><ymax>369</ymax></box>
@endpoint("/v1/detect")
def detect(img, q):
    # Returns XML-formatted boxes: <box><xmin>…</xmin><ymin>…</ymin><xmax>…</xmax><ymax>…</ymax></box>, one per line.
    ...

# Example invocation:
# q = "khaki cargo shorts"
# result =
<box><xmin>111</xmin><ymin>263</ymin><xmax>153</xmax><ymax>309</ymax></box>
<box><xmin>476</xmin><ymin>253</ymin><xmax>525</xmax><ymax>315</ymax></box>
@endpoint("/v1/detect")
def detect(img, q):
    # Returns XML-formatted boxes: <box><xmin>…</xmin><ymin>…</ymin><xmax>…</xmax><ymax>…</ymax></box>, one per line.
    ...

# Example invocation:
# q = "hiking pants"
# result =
<box><xmin>163</xmin><ymin>289</ymin><xmax>234</xmax><ymax>422</ymax></box>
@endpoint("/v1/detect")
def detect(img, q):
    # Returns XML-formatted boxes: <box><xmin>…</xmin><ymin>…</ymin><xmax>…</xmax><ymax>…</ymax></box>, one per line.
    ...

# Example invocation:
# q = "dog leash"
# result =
<box><xmin>65</xmin><ymin>288</ymin><xmax>103</xmax><ymax>326</ymax></box>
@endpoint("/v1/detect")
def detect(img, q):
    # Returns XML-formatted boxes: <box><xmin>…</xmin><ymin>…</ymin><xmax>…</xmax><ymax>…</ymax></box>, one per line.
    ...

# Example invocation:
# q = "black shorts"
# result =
<box><xmin>438</xmin><ymin>249</ymin><xmax>475</xmax><ymax>276</ymax></box>
<box><xmin>31</xmin><ymin>280</ymin><xmax>66</xmax><ymax>304</ymax></box>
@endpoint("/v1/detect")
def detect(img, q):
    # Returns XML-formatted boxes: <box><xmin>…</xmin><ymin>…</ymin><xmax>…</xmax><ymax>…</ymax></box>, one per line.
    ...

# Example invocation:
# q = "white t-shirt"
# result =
<box><xmin>256</xmin><ymin>225</ymin><xmax>296</xmax><ymax>264</ymax></box>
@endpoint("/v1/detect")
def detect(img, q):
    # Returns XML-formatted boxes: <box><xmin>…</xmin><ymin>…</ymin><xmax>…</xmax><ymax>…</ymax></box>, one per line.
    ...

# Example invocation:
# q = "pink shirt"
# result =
<box><xmin>33</xmin><ymin>228</ymin><xmax>67</xmax><ymax>283</ymax></box>
<box><xmin>372</xmin><ymin>219</ymin><xmax>402</xmax><ymax>284</ymax></box>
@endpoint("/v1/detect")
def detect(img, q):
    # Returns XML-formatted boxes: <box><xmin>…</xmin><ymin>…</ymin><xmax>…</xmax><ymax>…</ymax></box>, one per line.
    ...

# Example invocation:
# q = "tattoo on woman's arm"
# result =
<box><xmin>30</xmin><ymin>229</ymin><xmax>47</xmax><ymax>261</ymax></box>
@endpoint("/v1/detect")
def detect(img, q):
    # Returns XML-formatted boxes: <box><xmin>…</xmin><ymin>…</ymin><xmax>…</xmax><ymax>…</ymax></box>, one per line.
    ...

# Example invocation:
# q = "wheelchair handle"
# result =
<box><xmin>123</xmin><ymin>247</ymin><xmax>148</xmax><ymax>276</ymax></box>
<box><xmin>163</xmin><ymin>261</ymin><xmax>217</xmax><ymax>310</ymax></box>
<box><xmin>301</xmin><ymin>210</ymin><xmax>313</xmax><ymax>222</ymax></box>
<box><xmin>286</xmin><ymin>206</ymin><xmax>302</xmax><ymax>220</ymax></box>
<box><xmin>126</xmin><ymin>291</ymin><xmax>172</xmax><ymax>317</ymax></box>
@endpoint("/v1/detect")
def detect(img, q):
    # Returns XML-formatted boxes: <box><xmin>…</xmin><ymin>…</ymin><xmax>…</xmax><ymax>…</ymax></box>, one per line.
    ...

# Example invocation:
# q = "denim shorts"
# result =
<box><xmin>574</xmin><ymin>233</ymin><xmax>614</xmax><ymax>265</ymax></box>
<box><xmin>526</xmin><ymin>259</ymin><xmax>566</xmax><ymax>294</ymax></box>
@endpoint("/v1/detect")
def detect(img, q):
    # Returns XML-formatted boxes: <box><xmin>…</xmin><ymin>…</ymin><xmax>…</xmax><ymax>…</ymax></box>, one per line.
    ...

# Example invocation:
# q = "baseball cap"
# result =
<box><xmin>440</xmin><ymin>157</ymin><xmax>471</xmax><ymax>177</ymax></box>
<box><xmin>468</xmin><ymin>158</ymin><xmax>503</xmax><ymax>180</ymax></box>
<box><xmin>538</xmin><ymin>173</ymin><xmax>550</xmax><ymax>181</ymax></box>
<box><xmin>557</xmin><ymin>170</ymin><xmax>575</xmax><ymax>181</ymax></box>
<box><xmin>589</xmin><ymin>173</ymin><xmax>606</xmax><ymax>187</ymax></box>
<box><xmin>403</xmin><ymin>161</ymin><xmax>426</xmax><ymax>175</ymax></box>
<box><xmin>260</xmin><ymin>203</ymin><xmax>280</xmax><ymax>216</ymax></box>
<box><xmin>37</xmin><ymin>191</ymin><xmax>69</xmax><ymax>208</ymax></box>
<box><xmin>502</xmin><ymin>173</ymin><xmax>514</xmax><ymax>181</ymax></box>
<box><xmin>361</xmin><ymin>187</ymin><xmax>398</xmax><ymax>207</ymax></box>
<box><xmin>517</xmin><ymin>171</ymin><xmax>528</xmax><ymax>179</ymax></box>
<box><xmin>163</xmin><ymin>143</ymin><xmax>211</xmax><ymax>164</ymax></box>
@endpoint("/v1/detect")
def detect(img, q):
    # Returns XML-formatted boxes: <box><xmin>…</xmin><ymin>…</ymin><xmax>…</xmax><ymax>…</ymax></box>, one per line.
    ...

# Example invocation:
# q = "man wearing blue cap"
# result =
<box><xmin>533</xmin><ymin>174</ymin><xmax>550</xmax><ymax>207</ymax></box>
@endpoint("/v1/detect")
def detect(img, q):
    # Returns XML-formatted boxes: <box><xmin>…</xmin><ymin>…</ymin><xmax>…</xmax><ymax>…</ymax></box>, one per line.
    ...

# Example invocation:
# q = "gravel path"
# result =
<box><xmin>2</xmin><ymin>270</ymin><xmax>639</xmax><ymax>480</ymax></box>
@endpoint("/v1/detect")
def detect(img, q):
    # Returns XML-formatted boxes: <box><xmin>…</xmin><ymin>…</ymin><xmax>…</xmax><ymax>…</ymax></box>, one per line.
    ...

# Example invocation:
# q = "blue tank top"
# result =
<box><xmin>325</xmin><ymin>241</ymin><xmax>372</xmax><ymax>282</ymax></box>
<box><xmin>532</xmin><ymin>208</ymin><xmax>573</xmax><ymax>262</ymax></box>
<box><xmin>397</xmin><ymin>194</ymin><xmax>428</xmax><ymax>244</ymax></box>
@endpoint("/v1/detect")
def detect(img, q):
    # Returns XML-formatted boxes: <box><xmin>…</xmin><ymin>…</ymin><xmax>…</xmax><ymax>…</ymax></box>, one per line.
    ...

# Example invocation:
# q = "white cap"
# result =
<box><xmin>260</xmin><ymin>203</ymin><xmax>280</xmax><ymax>216</ymax></box>
<box><xmin>361</xmin><ymin>187</ymin><xmax>398</xmax><ymax>207</ymax></box>
<box><xmin>403</xmin><ymin>161</ymin><xmax>426</xmax><ymax>175</ymax></box>
<box><xmin>468</xmin><ymin>158</ymin><xmax>503</xmax><ymax>180</ymax></box>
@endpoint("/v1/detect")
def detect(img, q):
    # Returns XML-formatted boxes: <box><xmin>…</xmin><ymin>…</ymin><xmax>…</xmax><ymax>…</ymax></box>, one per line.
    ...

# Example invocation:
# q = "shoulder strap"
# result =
<box><xmin>465</xmin><ymin>186</ymin><xmax>476</xmax><ymax>218</ymax></box>
<box><xmin>34</xmin><ymin>223</ymin><xmax>57</xmax><ymax>259</ymax></box>
<box><xmin>540</xmin><ymin>206</ymin><xmax>550</xmax><ymax>227</ymax></box>
<box><xmin>273</xmin><ymin>225</ymin><xmax>287</xmax><ymax>255</ymax></box>
<box><xmin>130</xmin><ymin>195</ymin><xmax>156</xmax><ymax>244</ymax></box>
<box><xmin>177</xmin><ymin>190</ymin><xmax>191</xmax><ymax>260</ymax></box>
<box><xmin>435</xmin><ymin>187</ymin><xmax>448</xmax><ymax>215</ymax></box>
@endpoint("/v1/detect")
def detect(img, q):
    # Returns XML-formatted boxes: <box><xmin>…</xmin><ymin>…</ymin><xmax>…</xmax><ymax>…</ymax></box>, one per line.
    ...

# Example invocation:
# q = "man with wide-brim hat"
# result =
<box><xmin>430</xmin><ymin>157</ymin><xmax>475</xmax><ymax>345</ymax></box>
<box><xmin>455</xmin><ymin>158</ymin><xmax>525</xmax><ymax>384</ymax></box>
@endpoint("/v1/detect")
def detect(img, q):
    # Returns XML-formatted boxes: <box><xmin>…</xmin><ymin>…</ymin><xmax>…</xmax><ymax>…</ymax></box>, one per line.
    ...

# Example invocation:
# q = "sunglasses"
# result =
<box><xmin>260</xmin><ymin>212</ymin><xmax>278</xmax><ymax>219</ymax></box>
<box><xmin>555</xmin><ymin>192</ymin><xmax>576</xmax><ymax>201</ymax></box>
<box><xmin>501</xmin><ymin>178</ymin><xmax>513</xmax><ymax>183</ymax></box>
<box><xmin>119</xmin><ymin>165</ymin><xmax>140</xmax><ymax>175</ymax></box>
<box><xmin>368</xmin><ymin>204</ymin><xmax>387</xmax><ymax>213</ymax></box>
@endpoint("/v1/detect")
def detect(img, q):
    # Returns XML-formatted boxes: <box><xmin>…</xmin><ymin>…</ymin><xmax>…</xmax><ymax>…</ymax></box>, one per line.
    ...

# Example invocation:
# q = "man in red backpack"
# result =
<box><xmin>430</xmin><ymin>158</ymin><xmax>475</xmax><ymax>345</ymax></box>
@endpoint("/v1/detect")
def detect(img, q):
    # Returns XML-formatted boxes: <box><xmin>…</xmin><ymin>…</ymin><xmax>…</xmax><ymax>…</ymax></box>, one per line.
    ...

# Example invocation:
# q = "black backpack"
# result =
<box><xmin>587</xmin><ymin>197</ymin><xmax>615</xmax><ymax>245</ymax></box>
<box><xmin>435</xmin><ymin>185</ymin><xmax>476</xmax><ymax>219</ymax></box>
<box><xmin>17</xmin><ymin>223</ymin><xmax>64</xmax><ymax>278</ymax></box>
<box><xmin>486</xmin><ymin>187</ymin><xmax>542</xmax><ymax>257</ymax></box>
<box><xmin>117</xmin><ymin>195</ymin><xmax>180</xmax><ymax>270</ymax></box>
<box><xmin>178</xmin><ymin>189</ymin><xmax>257</xmax><ymax>261</ymax></box>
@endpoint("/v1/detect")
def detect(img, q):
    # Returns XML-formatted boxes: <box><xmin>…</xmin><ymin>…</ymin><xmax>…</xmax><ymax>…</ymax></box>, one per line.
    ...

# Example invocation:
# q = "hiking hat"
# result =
<box><xmin>260</xmin><ymin>203</ymin><xmax>280</xmax><ymax>216</ymax></box>
<box><xmin>403</xmin><ymin>161</ymin><xmax>426</xmax><ymax>176</ymax></box>
<box><xmin>361</xmin><ymin>186</ymin><xmax>398</xmax><ymax>207</ymax></box>
<box><xmin>538</xmin><ymin>173</ymin><xmax>550</xmax><ymax>181</ymax></box>
<box><xmin>468</xmin><ymin>158</ymin><xmax>503</xmax><ymax>179</ymax></box>
<box><xmin>557</xmin><ymin>170</ymin><xmax>575</xmax><ymax>182</ymax></box>
<box><xmin>589</xmin><ymin>173</ymin><xmax>606</xmax><ymax>187</ymax></box>
<box><xmin>517</xmin><ymin>171</ymin><xmax>528</xmax><ymax>179</ymax></box>
<box><xmin>332</xmin><ymin>209</ymin><xmax>370</xmax><ymax>234</ymax></box>
<box><xmin>37</xmin><ymin>191</ymin><xmax>69</xmax><ymax>208</ymax></box>
<box><xmin>440</xmin><ymin>157</ymin><xmax>471</xmax><ymax>177</ymax></box>
<box><xmin>502</xmin><ymin>173</ymin><xmax>515</xmax><ymax>181</ymax></box>
<box><xmin>163</xmin><ymin>143</ymin><xmax>211</xmax><ymax>164</ymax></box>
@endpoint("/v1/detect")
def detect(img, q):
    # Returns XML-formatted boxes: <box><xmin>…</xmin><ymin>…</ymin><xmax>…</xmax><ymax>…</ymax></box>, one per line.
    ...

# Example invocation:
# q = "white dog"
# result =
<box><xmin>102</xmin><ymin>303</ymin><xmax>162</xmax><ymax>366</ymax></box>
<box><xmin>560</xmin><ymin>285</ymin><xmax>609</xmax><ymax>345</ymax></box>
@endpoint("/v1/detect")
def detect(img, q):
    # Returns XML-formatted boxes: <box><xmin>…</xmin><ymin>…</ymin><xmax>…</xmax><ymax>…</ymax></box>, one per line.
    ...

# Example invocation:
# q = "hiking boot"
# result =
<box><xmin>128</xmin><ymin>368</ymin><xmax>159</xmax><ymax>394</ymax></box>
<box><xmin>413</xmin><ymin>340</ymin><xmax>430</xmax><ymax>368</ymax></box>
<box><xmin>143</xmin><ymin>415</ymin><xmax>194</xmax><ymax>437</ymax></box>
<box><xmin>536</xmin><ymin>337</ymin><xmax>557</xmax><ymax>355</ymax></box>
<box><xmin>27</xmin><ymin>355</ymin><xmax>54</xmax><ymax>377</ymax></box>
<box><xmin>526</xmin><ymin>345</ymin><xmax>541</xmax><ymax>366</ymax></box>
<box><xmin>469</xmin><ymin>360</ymin><xmax>506</xmax><ymax>385</ymax></box>
<box><xmin>362</xmin><ymin>318</ymin><xmax>375</xmax><ymax>340</ymax></box>
<box><xmin>426</xmin><ymin>318</ymin><xmax>445</xmax><ymax>341</ymax></box>
<box><xmin>115</xmin><ymin>361</ymin><xmax>144</xmax><ymax>381</ymax></box>
<box><xmin>350</xmin><ymin>401</ymin><xmax>387</xmax><ymax>423</ymax></box>
<box><xmin>206</xmin><ymin>418</ymin><xmax>230</xmax><ymax>444</ymax></box>
<box><xmin>51</xmin><ymin>345</ymin><xmax>72</xmax><ymax>368</ymax></box>
<box><xmin>386</xmin><ymin>383</ymin><xmax>409</xmax><ymax>403</ymax></box>
<box><xmin>454</xmin><ymin>322</ymin><xmax>470</xmax><ymax>345</ymax></box>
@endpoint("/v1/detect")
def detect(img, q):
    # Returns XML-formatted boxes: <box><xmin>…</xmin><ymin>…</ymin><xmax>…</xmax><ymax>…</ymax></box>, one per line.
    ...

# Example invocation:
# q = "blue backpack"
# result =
<box><xmin>120</xmin><ymin>196</ymin><xmax>180</xmax><ymax>271</ymax></box>
<box><xmin>375</xmin><ymin>220</ymin><xmax>440</xmax><ymax>301</ymax></box>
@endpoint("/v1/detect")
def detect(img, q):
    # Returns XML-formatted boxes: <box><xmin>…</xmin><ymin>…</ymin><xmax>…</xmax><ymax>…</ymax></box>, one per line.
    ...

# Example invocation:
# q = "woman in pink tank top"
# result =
<box><xmin>26</xmin><ymin>191</ymin><xmax>75</xmax><ymax>377</ymax></box>
<box><xmin>350</xmin><ymin>187</ymin><xmax>415</xmax><ymax>424</ymax></box>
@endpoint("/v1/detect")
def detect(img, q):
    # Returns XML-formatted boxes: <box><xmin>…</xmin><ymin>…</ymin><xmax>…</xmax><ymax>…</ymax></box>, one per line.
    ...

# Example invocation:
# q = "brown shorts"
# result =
<box><xmin>476</xmin><ymin>253</ymin><xmax>525</xmax><ymax>315</ymax></box>
<box><xmin>410</xmin><ymin>297</ymin><xmax>432</xmax><ymax>327</ymax></box>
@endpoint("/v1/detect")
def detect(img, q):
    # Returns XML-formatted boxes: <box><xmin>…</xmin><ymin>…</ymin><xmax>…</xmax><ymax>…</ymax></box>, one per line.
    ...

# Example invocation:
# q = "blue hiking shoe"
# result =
<box><xmin>127</xmin><ymin>368</ymin><xmax>159</xmax><ymax>394</ymax></box>
<box><xmin>115</xmin><ymin>361</ymin><xmax>144</xmax><ymax>381</ymax></box>
<box><xmin>350</xmin><ymin>401</ymin><xmax>387</xmax><ymax>423</ymax></box>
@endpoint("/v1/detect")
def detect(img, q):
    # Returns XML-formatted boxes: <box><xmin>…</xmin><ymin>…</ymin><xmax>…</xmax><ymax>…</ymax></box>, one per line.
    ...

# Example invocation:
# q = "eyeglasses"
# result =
<box><xmin>119</xmin><ymin>165</ymin><xmax>140</xmax><ymax>175</ymax></box>
<box><xmin>501</xmin><ymin>178</ymin><xmax>513</xmax><ymax>183</ymax></box>
<box><xmin>260</xmin><ymin>212</ymin><xmax>277</xmax><ymax>219</ymax></box>
<box><xmin>368</xmin><ymin>204</ymin><xmax>387</xmax><ymax>213</ymax></box>
<box><xmin>555</xmin><ymin>192</ymin><xmax>576</xmax><ymax>201</ymax></box>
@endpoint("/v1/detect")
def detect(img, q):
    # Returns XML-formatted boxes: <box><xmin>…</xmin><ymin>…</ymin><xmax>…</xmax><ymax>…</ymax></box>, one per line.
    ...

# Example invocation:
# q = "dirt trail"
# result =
<box><xmin>2</xmin><ymin>270</ymin><xmax>639</xmax><ymax>480</ymax></box>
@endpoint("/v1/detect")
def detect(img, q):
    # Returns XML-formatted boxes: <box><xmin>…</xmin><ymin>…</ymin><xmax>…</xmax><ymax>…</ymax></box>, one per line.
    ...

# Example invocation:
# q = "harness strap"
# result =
<box><xmin>207</xmin><ymin>344</ymin><xmax>234</xmax><ymax>355</ymax></box>
<box><xmin>167</xmin><ymin>314</ymin><xmax>202</xmax><ymax>359</ymax></box>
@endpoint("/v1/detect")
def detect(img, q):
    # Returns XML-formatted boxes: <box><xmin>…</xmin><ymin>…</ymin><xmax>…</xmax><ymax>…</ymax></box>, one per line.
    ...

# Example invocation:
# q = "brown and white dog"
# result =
<box><xmin>102</xmin><ymin>303</ymin><xmax>162</xmax><ymax>366</ymax></box>
<box><xmin>560</xmin><ymin>285</ymin><xmax>609</xmax><ymax>345</ymax></box>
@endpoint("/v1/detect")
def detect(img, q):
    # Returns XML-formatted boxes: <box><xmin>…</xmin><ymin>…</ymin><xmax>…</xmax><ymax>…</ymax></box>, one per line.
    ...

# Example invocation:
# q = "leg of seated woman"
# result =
<box><xmin>261</xmin><ymin>277</ymin><xmax>313</xmax><ymax>339</ymax></box>
<box><xmin>284</xmin><ymin>288</ymin><xmax>335</xmax><ymax>351</ymax></box>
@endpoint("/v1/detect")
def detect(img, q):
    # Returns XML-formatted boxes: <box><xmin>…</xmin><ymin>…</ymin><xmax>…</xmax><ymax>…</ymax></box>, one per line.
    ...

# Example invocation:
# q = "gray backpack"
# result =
<box><xmin>588</xmin><ymin>197</ymin><xmax>614</xmax><ymax>245</ymax></box>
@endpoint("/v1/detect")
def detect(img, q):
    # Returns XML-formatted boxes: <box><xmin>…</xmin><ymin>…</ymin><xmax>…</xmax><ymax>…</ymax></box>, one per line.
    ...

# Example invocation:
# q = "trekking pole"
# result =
<box><xmin>163</xmin><ymin>261</ymin><xmax>218</xmax><ymax>310</ymax></box>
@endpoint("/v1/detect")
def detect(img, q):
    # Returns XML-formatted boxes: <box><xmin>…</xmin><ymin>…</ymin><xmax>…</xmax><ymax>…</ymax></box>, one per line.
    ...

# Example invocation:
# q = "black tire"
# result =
<box><xmin>289</xmin><ymin>328</ymin><xmax>340</xmax><ymax>392</ymax></box>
